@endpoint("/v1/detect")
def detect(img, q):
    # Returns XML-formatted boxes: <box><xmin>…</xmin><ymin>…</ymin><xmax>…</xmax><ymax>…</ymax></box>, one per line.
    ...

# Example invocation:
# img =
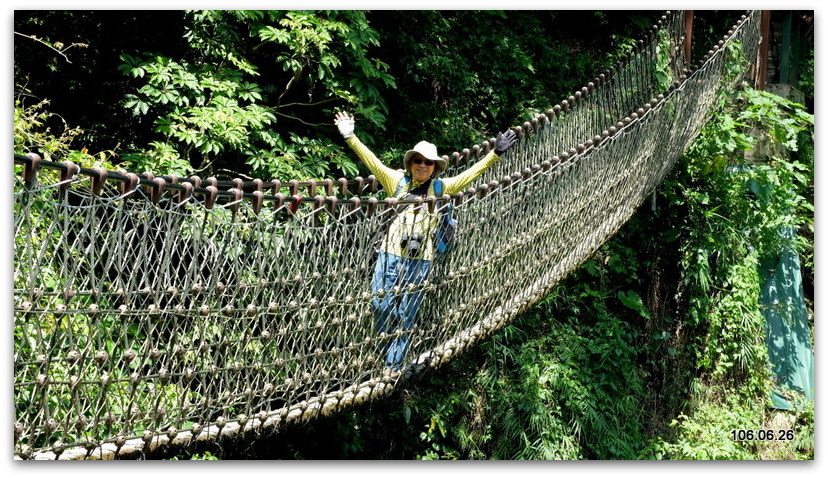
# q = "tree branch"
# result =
<box><xmin>272</xmin><ymin>110</ymin><xmax>329</xmax><ymax>127</ymax></box>
<box><xmin>278</xmin><ymin>97</ymin><xmax>340</xmax><ymax>109</ymax></box>
<box><xmin>277</xmin><ymin>68</ymin><xmax>304</xmax><ymax>106</ymax></box>
<box><xmin>191</xmin><ymin>156</ymin><xmax>217</xmax><ymax>176</ymax></box>
<box><xmin>14</xmin><ymin>31</ymin><xmax>87</xmax><ymax>63</ymax></box>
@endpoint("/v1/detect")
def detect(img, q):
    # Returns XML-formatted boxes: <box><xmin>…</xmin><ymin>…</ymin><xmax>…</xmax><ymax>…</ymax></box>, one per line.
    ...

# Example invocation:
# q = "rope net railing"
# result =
<box><xmin>13</xmin><ymin>11</ymin><xmax>761</xmax><ymax>459</ymax></box>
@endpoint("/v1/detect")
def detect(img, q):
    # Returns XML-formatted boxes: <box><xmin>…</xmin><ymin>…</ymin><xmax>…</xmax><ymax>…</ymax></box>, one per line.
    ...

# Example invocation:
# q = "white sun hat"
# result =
<box><xmin>402</xmin><ymin>141</ymin><xmax>448</xmax><ymax>176</ymax></box>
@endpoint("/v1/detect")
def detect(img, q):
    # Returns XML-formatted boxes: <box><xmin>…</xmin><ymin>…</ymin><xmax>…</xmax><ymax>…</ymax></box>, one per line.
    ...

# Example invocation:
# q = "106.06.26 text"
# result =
<box><xmin>731</xmin><ymin>429</ymin><xmax>794</xmax><ymax>441</ymax></box>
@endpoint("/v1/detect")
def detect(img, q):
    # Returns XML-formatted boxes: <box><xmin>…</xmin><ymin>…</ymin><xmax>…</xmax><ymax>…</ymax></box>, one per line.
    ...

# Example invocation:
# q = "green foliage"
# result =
<box><xmin>653</xmin><ymin>29</ymin><xmax>675</xmax><ymax>91</ymax></box>
<box><xmin>660</xmin><ymin>390</ymin><xmax>762</xmax><ymax>460</ymax></box>
<box><xmin>189</xmin><ymin>451</ymin><xmax>220</xmax><ymax>460</ymax></box>
<box><xmin>15</xmin><ymin>95</ymin><xmax>82</xmax><ymax>158</ymax></box>
<box><xmin>14</xmin><ymin>88</ymin><xmax>119</xmax><ymax>170</ymax></box>
<box><xmin>119</xmin><ymin>141</ymin><xmax>193</xmax><ymax>176</ymax></box>
<box><xmin>16</xmin><ymin>10</ymin><xmax>661</xmax><ymax>179</ymax></box>
<box><xmin>722</xmin><ymin>40</ymin><xmax>749</xmax><ymax>90</ymax></box>
<box><xmin>648</xmin><ymin>388</ymin><xmax>813</xmax><ymax>460</ymax></box>
<box><xmin>646</xmin><ymin>86</ymin><xmax>813</xmax><ymax>458</ymax></box>
<box><xmin>785</xmin><ymin>399</ymin><xmax>815</xmax><ymax>459</ymax></box>
<box><xmin>667</xmin><ymin>87</ymin><xmax>812</xmax><ymax>391</ymax></box>
<box><xmin>797</xmin><ymin>49</ymin><xmax>814</xmax><ymax>98</ymax></box>
<box><xmin>368</xmin><ymin>11</ymin><xmax>658</xmax><ymax>151</ymax></box>
<box><xmin>15</xmin><ymin>11</ymin><xmax>191</xmax><ymax>154</ymax></box>
<box><xmin>119</xmin><ymin>52</ymin><xmax>278</xmax><ymax>176</ymax></box>
<box><xmin>170</xmin><ymin>450</ymin><xmax>221</xmax><ymax>460</ymax></box>
<box><xmin>117</xmin><ymin>10</ymin><xmax>394</xmax><ymax>180</ymax></box>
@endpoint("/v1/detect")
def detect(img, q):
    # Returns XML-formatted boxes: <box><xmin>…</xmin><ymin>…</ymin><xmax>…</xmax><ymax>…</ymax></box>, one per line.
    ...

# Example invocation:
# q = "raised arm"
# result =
<box><xmin>334</xmin><ymin>111</ymin><xmax>403</xmax><ymax>193</ymax></box>
<box><xmin>440</xmin><ymin>130</ymin><xmax>517</xmax><ymax>195</ymax></box>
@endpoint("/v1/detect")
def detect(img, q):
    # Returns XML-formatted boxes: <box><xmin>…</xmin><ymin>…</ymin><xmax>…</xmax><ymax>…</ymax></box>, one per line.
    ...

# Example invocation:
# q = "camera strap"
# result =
<box><xmin>368</xmin><ymin>176</ymin><xmax>424</xmax><ymax>251</ymax></box>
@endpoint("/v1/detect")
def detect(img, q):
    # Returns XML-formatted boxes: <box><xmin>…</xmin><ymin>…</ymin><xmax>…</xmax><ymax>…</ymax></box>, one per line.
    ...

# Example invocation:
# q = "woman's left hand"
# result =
<box><xmin>494</xmin><ymin>130</ymin><xmax>517</xmax><ymax>155</ymax></box>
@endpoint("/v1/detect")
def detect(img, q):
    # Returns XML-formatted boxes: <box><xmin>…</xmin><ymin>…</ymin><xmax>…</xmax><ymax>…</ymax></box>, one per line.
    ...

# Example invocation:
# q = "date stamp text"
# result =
<box><xmin>731</xmin><ymin>429</ymin><xmax>795</xmax><ymax>441</ymax></box>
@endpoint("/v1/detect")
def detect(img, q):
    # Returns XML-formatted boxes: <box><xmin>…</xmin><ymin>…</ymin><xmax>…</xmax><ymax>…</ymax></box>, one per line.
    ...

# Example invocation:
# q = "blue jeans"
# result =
<box><xmin>371</xmin><ymin>251</ymin><xmax>431</xmax><ymax>370</ymax></box>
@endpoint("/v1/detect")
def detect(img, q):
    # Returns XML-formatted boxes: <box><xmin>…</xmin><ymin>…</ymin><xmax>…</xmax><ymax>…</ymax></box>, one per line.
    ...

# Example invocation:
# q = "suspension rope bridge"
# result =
<box><xmin>13</xmin><ymin>11</ymin><xmax>763</xmax><ymax>459</ymax></box>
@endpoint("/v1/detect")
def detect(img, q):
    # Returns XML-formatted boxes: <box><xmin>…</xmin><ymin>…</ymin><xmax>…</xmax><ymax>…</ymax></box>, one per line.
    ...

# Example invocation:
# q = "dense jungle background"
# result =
<box><xmin>14</xmin><ymin>10</ymin><xmax>814</xmax><ymax>459</ymax></box>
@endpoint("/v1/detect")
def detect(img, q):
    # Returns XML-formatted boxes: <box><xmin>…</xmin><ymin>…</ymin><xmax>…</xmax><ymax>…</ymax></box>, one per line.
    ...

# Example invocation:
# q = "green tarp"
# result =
<box><xmin>758</xmin><ymin>229</ymin><xmax>815</xmax><ymax>409</ymax></box>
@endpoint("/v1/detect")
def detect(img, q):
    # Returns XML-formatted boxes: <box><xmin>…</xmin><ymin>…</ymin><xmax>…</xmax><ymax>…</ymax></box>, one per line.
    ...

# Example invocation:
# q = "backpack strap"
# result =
<box><xmin>433</xmin><ymin>178</ymin><xmax>443</xmax><ymax>196</ymax></box>
<box><xmin>433</xmin><ymin>177</ymin><xmax>456</xmax><ymax>255</ymax></box>
<box><xmin>394</xmin><ymin>175</ymin><xmax>411</xmax><ymax>198</ymax></box>
<box><xmin>434</xmin><ymin>178</ymin><xmax>451</xmax><ymax>212</ymax></box>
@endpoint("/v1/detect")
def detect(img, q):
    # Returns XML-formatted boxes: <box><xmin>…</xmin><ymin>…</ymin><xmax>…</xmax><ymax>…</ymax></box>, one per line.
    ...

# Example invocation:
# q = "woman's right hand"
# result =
<box><xmin>334</xmin><ymin>111</ymin><xmax>355</xmax><ymax>139</ymax></box>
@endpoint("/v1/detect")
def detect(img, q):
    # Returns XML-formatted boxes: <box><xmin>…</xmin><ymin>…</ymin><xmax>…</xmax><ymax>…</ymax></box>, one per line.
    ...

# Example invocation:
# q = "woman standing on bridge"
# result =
<box><xmin>334</xmin><ymin>111</ymin><xmax>517</xmax><ymax>373</ymax></box>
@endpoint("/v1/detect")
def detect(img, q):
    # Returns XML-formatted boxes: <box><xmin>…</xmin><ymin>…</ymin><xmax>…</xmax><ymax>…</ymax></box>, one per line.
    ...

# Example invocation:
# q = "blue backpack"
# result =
<box><xmin>395</xmin><ymin>176</ymin><xmax>456</xmax><ymax>255</ymax></box>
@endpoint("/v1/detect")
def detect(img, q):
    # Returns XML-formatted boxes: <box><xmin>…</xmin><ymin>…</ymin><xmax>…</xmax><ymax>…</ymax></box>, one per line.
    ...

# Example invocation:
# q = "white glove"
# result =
<box><xmin>334</xmin><ymin>111</ymin><xmax>355</xmax><ymax>139</ymax></box>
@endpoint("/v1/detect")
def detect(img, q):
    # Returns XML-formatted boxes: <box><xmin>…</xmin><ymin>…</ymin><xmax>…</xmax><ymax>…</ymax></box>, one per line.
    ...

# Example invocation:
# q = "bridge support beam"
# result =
<box><xmin>684</xmin><ymin>10</ymin><xmax>694</xmax><ymax>64</ymax></box>
<box><xmin>757</xmin><ymin>10</ymin><xmax>772</xmax><ymax>90</ymax></box>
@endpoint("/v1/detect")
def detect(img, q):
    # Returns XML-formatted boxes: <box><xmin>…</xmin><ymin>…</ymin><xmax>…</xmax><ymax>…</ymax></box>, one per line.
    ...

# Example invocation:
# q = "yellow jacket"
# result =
<box><xmin>346</xmin><ymin>135</ymin><xmax>501</xmax><ymax>260</ymax></box>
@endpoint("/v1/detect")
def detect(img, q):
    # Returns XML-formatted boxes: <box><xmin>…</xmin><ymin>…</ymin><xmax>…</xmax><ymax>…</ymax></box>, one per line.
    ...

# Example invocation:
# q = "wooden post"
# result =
<box><xmin>757</xmin><ymin>10</ymin><xmax>772</xmax><ymax>90</ymax></box>
<box><xmin>791</xmin><ymin>14</ymin><xmax>803</xmax><ymax>85</ymax></box>
<box><xmin>684</xmin><ymin>10</ymin><xmax>694</xmax><ymax>65</ymax></box>
<box><xmin>780</xmin><ymin>11</ymin><xmax>792</xmax><ymax>83</ymax></box>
